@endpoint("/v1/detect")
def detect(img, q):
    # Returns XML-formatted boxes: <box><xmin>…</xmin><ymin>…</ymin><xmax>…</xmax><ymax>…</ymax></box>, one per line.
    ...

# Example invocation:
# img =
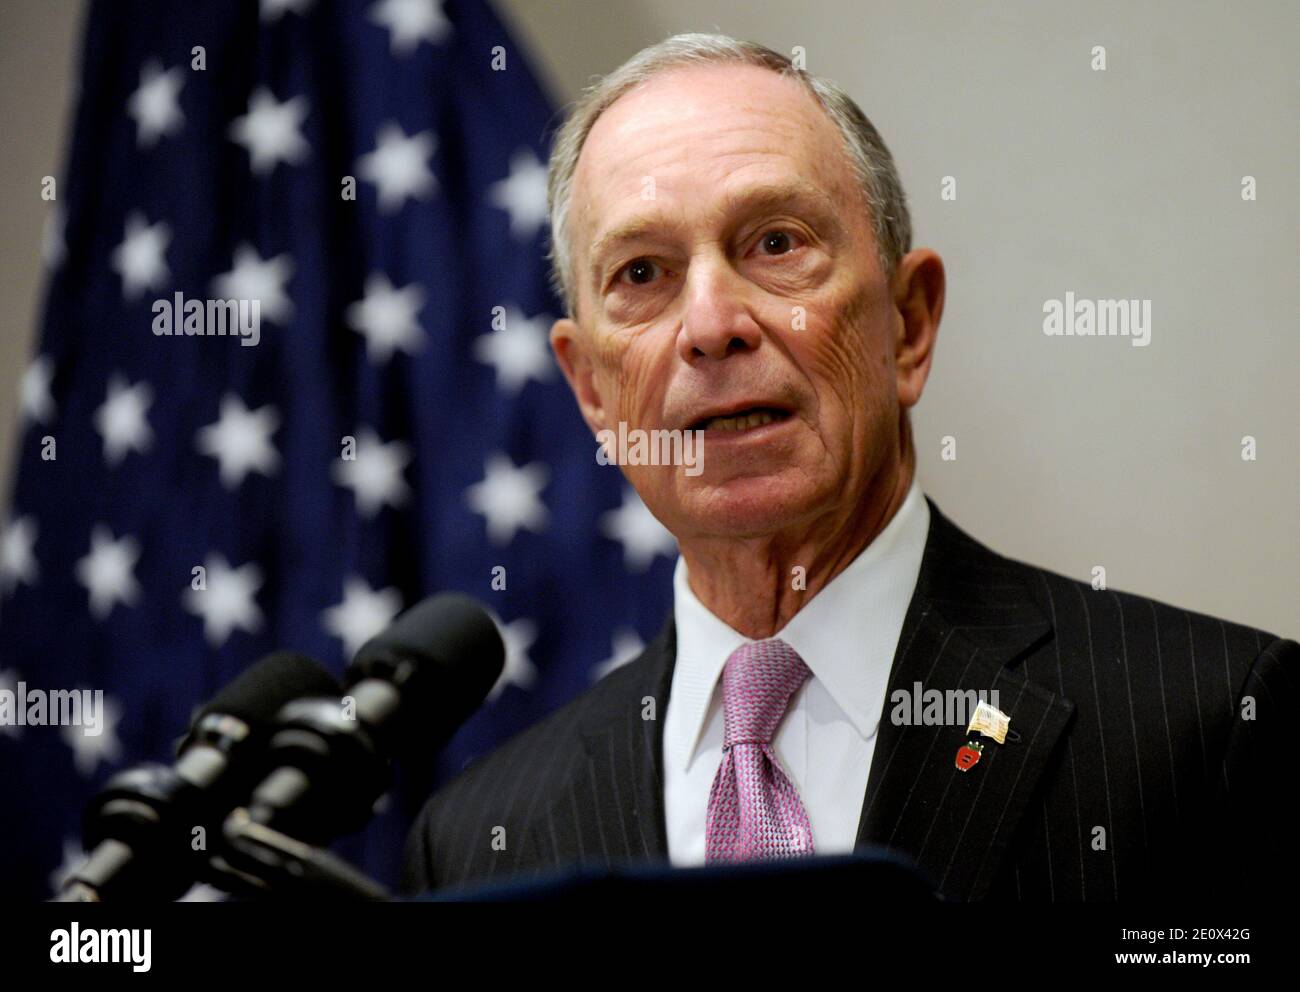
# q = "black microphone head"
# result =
<box><xmin>75</xmin><ymin>652</ymin><xmax>341</xmax><ymax>901</ymax></box>
<box><xmin>188</xmin><ymin>651</ymin><xmax>341</xmax><ymax>738</ymax></box>
<box><xmin>347</xmin><ymin>593</ymin><xmax>505</xmax><ymax>752</ymax></box>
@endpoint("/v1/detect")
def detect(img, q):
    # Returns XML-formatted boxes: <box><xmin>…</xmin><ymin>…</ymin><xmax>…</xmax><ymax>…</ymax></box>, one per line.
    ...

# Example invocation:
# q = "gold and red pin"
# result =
<box><xmin>955</xmin><ymin>700</ymin><xmax>1012</xmax><ymax>771</ymax></box>
<box><xmin>955</xmin><ymin>740</ymin><xmax>984</xmax><ymax>771</ymax></box>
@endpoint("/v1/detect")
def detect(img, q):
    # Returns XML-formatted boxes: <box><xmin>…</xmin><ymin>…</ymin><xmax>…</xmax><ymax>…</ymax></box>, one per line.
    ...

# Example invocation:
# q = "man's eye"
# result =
<box><xmin>756</xmin><ymin>230</ymin><xmax>799</xmax><ymax>256</ymax></box>
<box><xmin>618</xmin><ymin>259</ymin><xmax>660</xmax><ymax>286</ymax></box>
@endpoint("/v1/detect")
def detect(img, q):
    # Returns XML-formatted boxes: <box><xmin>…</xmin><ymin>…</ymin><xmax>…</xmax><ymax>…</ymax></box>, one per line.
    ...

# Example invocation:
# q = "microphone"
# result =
<box><xmin>234</xmin><ymin>593</ymin><xmax>505</xmax><ymax>845</ymax></box>
<box><xmin>348</xmin><ymin>590</ymin><xmax>508</xmax><ymax>753</ymax></box>
<box><xmin>56</xmin><ymin>652</ymin><xmax>340</xmax><ymax>902</ymax></box>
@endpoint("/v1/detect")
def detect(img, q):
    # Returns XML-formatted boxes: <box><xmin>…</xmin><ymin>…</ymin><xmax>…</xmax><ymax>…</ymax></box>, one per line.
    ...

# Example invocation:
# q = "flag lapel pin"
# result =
<box><xmin>966</xmin><ymin>699</ymin><xmax>1011</xmax><ymax>744</ymax></box>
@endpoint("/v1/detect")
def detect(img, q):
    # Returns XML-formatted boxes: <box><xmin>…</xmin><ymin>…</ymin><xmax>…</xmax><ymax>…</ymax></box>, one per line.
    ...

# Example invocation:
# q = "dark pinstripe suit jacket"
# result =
<box><xmin>403</xmin><ymin>497</ymin><xmax>1298</xmax><ymax>900</ymax></box>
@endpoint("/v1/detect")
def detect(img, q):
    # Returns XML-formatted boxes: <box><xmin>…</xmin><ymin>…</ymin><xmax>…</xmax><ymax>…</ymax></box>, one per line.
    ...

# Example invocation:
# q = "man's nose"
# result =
<box><xmin>675</xmin><ymin>258</ymin><xmax>763</xmax><ymax>363</ymax></box>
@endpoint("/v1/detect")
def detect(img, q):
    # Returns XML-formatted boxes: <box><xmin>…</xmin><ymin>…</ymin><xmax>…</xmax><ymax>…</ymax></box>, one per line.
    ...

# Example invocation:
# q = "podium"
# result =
<box><xmin>420</xmin><ymin>847</ymin><xmax>937</xmax><ymax>902</ymax></box>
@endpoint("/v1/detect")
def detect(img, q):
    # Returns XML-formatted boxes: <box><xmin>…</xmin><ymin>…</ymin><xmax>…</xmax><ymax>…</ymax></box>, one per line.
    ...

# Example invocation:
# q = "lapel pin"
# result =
<box><xmin>967</xmin><ymin>699</ymin><xmax>1011</xmax><ymax>744</ymax></box>
<box><xmin>955</xmin><ymin>739</ymin><xmax>984</xmax><ymax>772</ymax></box>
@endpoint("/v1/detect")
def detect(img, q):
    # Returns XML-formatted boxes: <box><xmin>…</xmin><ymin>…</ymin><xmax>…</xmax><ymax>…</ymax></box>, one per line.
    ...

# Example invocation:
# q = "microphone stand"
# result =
<box><xmin>198</xmin><ymin>693</ymin><xmax>395</xmax><ymax>901</ymax></box>
<box><xmin>207</xmin><ymin>807</ymin><xmax>390</xmax><ymax>901</ymax></box>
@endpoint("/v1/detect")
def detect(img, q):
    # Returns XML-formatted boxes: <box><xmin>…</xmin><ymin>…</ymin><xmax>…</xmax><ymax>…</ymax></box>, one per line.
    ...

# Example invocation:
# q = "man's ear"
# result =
<box><xmin>891</xmin><ymin>248</ymin><xmax>945</xmax><ymax>410</ymax></box>
<box><xmin>551</xmin><ymin>316</ymin><xmax>609</xmax><ymax>435</ymax></box>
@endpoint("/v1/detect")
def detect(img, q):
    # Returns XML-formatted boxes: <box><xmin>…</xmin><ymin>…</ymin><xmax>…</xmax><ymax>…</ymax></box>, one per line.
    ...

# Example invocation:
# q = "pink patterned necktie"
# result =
<box><xmin>705</xmin><ymin>638</ymin><xmax>816</xmax><ymax>862</ymax></box>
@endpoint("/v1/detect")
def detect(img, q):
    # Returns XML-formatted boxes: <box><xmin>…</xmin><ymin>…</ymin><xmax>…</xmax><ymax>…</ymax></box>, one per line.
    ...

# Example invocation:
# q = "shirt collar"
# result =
<box><xmin>669</xmin><ymin>477</ymin><xmax>930</xmax><ymax>767</ymax></box>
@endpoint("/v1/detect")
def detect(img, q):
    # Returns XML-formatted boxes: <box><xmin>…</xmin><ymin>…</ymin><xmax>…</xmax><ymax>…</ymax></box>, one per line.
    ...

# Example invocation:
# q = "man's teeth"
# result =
<box><xmin>703</xmin><ymin>410</ymin><xmax>779</xmax><ymax>431</ymax></box>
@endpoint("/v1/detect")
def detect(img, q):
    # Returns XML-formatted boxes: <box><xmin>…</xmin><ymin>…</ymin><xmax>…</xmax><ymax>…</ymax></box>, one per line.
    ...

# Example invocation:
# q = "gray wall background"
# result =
<box><xmin>2</xmin><ymin>0</ymin><xmax>1295</xmax><ymax>637</ymax></box>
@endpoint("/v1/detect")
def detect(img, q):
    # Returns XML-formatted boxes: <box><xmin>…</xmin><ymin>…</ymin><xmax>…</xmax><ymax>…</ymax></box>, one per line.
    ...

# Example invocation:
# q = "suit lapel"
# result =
<box><xmin>533</xmin><ymin>617</ymin><xmax>676</xmax><ymax>867</ymax></box>
<box><xmin>540</xmin><ymin>496</ymin><xmax>1075</xmax><ymax>897</ymax></box>
<box><xmin>855</xmin><ymin>498</ymin><xmax>1075</xmax><ymax>899</ymax></box>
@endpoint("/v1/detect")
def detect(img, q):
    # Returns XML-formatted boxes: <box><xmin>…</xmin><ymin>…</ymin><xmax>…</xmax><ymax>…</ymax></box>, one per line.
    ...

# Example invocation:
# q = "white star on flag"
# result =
<box><xmin>322</xmin><ymin>576</ymin><xmax>403</xmax><ymax>658</ymax></box>
<box><xmin>75</xmin><ymin>525</ymin><xmax>142</xmax><ymax>620</ymax></box>
<box><xmin>94</xmin><ymin>375</ymin><xmax>153</xmax><ymax>466</ymax></box>
<box><xmin>332</xmin><ymin>428</ymin><xmax>411</xmax><ymax>516</ymax></box>
<box><xmin>488</xmin><ymin>149</ymin><xmax>549</xmax><ymax>240</ymax></box>
<box><xmin>127</xmin><ymin>60</ymin><xmax>184</xmax><ymax>147</ymax></box>
<box><xmin>20</xmin><ymin>355</ymin><xmax>55</xmax><ymax>425</ymax></box>
<box><xmin>1</xmin><ymin>516</ymin><xmax>39</xmax><ymax>596</ymax></box>
<box><xmin>195</xmin><ymin>394</ymin><xmax>281</xmax><ymax>489</ymax></box>
<box><xmin>591</xmin><ymin>626</ymin><xmax>646</xmax><ymax>681</ymax></box>
<box><xmin>62</xmin><ymin>693</ymin><xmax>124</xmax><ymax>777</ymax></box>
<box><xmin>111</xmin><ymin>212</ymin><xmax>171</xmax><ymax>300</ymax></box>
<box><xmin>0</xmin><ymin>668</ymin><xmax>22</xmax><ymax>738</ymax></box>
<box><xmin>229</xmin><ymin>88</ymin><xmax>310</xmax><ymax>174</ymax></box>
<box><xmin>42</xmin><ymin>204</ymin><xmax>65</xmax><ymax>270</ymax></box>
<box><xmin>465</xmin><ymin>453</ymin><xmax>549</xmax><ymax>545</ymax></box>
<box><xmin>368</xmin><ymin>0</ymin><xmax>450</xmax><ymax>55</ymax></box>
<box><xmin>260</xmin><ymin>0</ymin><xmax>314</xmax><ymax>21</ymax></box>
<box><xmin>473</xmin><ymin>306</ymin><xmax>554</xmax><ymax>394</ymax></box>
<box><xmin>346</xmin><ymin>273</ymin><xmax>427</xmax><ymax>363</ymax></box>
<box><xmin>212</xmin><ymin>243</ymin><xmax>294</xmax><ymax>325</ymax></box>
<box><xmin>487</xmin><ymin>612</ymin><xmax>538</xmax><ymax>701</ymax></box>
<box><xmin>50</xmin><ymin>838</ymin><xmax>89</xmax><ymax>895</ymax></box>
<box><xmin>601</xmin><ymin>487</ymin><xmax>678</xmax><ymax>571</ymax></box>
<box><xmin>184</xmin><ymin>554</ymin><xmax>264</xmax><ymax>647</ymax></box>
<box><xmin>357</xmin><ymin>123</ymin><xmax>436</xmax><ymax>212</ymax></box>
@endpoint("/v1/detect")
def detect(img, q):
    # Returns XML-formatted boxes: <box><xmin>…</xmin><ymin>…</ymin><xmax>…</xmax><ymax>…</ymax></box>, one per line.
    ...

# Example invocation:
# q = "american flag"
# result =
<box><xmin>0</xmin><ymin>0</ymin><xmax>675</xmax><ymax>900</ymax></box>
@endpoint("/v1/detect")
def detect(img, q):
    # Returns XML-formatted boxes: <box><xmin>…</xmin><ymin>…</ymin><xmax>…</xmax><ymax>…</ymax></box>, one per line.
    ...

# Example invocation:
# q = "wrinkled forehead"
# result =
<box><xmin>569</xmin><ymin>63</ymin><xmax>863</xmax><ymax>263</ymax></box>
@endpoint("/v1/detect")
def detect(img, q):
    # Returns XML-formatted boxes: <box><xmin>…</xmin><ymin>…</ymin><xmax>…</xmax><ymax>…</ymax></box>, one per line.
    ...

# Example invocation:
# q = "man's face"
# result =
<box><xmin>552</xmin><ymin>64</ymin><xmax>911</xmax><ymax>542</ymax></box>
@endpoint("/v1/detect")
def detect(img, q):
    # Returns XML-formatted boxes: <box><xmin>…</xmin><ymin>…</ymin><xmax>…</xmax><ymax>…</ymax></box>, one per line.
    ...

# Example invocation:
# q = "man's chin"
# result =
<box><xmin>674</xmin><ymin>474</ymin><xmax>821</xmax><ymax>539</ymax></box>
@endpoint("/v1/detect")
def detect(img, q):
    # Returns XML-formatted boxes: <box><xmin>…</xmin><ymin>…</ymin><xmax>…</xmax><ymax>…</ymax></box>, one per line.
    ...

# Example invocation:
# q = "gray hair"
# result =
<box><xmin>545</xmin><ymin>32</ymin><xmax>913</xmax><ymax>318</ymax></box>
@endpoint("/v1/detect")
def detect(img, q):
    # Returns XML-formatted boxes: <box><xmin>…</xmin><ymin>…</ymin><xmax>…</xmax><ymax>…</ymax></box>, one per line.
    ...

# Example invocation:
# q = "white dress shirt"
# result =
<box><xmin>663</xmin><ymin>478</ymin><xmax>930</xmax><ymax>865</ymax></box>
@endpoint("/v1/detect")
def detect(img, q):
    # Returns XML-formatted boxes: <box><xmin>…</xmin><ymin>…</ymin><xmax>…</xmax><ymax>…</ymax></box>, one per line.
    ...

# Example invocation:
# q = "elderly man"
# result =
<box><xmin>403</xmin><ymin>34</ymin><xmax>1296</xmax><ymax>901</ymax></box>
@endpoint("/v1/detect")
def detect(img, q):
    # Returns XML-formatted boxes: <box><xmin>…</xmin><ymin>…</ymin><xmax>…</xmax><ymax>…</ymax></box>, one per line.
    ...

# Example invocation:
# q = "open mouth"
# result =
<box><xmin>690</xmin><ymin>406</ymin><xmax>793</xmax><ymax>433</ymax></box>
